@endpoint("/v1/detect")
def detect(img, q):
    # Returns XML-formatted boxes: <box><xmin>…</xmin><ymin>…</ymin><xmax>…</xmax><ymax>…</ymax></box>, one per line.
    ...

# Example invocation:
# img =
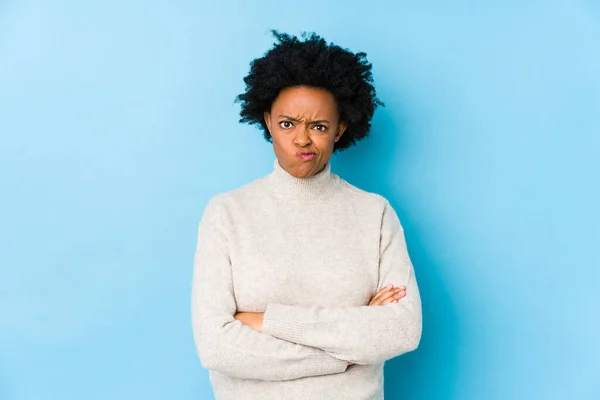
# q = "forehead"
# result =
<box><xmin>271</xmin><ymin>86</ymin><xmax>338</xmax><ymax>116</ymax></box>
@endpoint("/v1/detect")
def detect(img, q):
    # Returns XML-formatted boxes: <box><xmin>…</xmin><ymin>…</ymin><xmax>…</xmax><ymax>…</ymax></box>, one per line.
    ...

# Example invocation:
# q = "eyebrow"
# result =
<box><xmin>278</xmin><ymin>115</ymin><xmax>330</xmax><ymax>124</ymax></box>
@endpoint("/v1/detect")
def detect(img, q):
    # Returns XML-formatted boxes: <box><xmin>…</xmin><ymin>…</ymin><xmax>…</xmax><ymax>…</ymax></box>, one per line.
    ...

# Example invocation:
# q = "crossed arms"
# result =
<box><xmin>191</xmin><ymin>197</ymin><xmax>422</xmax><ymax>381</ymax></box>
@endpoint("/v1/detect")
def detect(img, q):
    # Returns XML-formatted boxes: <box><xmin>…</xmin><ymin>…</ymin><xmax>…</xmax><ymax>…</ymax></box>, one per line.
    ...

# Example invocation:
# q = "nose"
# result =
<box><xmin>294</xmin><ymin>126</ymin><xmax>312</xmax><ymax>147</ymax></box>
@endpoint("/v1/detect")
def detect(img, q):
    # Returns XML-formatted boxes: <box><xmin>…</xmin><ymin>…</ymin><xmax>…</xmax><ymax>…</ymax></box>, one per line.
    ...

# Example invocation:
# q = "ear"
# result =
<box><xmin>263</xmin><ymin>111</ymin><xmax>272</xmax><ymax>134</ymax></box>
<box><xmin>334</xmin><ymin>121</ymin><xmax>348</xmax><ymax>143</ymax></box>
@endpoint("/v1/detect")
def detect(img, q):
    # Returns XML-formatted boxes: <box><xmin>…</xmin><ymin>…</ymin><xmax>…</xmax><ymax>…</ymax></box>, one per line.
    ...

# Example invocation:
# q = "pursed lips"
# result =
<box><xmin>296</xmin><ymin>151</ymin><xmax>316</xmax><ymax>160</ymax></box>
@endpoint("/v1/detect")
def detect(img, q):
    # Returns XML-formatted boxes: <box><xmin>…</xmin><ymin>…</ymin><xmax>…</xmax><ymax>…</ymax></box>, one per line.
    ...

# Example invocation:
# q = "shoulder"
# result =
<box><xmin>337</xmin><ymin>178</ymin><xmax>392</xmax><ymax>210</ymax></box>
<box><xmin>336</xmin><ymin>178</ymin><xmax>403</xmax><ymax>229</ymax></box>
<box><xmin>202</xmin><ymin>175</ymin><xmax>269</xmax><ymax>216</ymax></box>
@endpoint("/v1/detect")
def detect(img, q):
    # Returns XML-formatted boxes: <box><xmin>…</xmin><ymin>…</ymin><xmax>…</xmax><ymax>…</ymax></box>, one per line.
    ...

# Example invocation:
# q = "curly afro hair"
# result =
<box><xmin>235</xmin><ymin>30</ymin><xmax>384</xmax><ymax>152</ymax></box>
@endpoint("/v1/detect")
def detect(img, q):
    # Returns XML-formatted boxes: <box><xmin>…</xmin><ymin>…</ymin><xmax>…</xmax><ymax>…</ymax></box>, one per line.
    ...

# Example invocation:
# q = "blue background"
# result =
<box><xmin>1</xmin><ymin>1</ymin><xmax>598</xmax><ymax>399</ymax></box>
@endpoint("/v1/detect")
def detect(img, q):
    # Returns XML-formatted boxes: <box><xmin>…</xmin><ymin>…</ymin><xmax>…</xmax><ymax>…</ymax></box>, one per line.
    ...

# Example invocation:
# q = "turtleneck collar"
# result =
<box><xmin>267</xmin><ymin>158</ymin><xmax>340</xmax><ymax>202</ymax></box>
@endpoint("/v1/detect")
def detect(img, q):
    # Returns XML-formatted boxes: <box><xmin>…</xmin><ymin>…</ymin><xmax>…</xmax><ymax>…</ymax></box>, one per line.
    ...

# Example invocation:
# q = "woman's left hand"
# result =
<box><xmin>234</xmin><ymin>312</ymin><xmax>264</xmax><ymax>332</ymax></box>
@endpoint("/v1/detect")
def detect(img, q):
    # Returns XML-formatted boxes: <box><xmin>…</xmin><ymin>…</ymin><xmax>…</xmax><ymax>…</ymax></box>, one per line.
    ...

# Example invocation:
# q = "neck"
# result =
<box><xmin>267</xmin><ymin>158</ymin><xmax>339</xmax><ymax>202</ymax></box>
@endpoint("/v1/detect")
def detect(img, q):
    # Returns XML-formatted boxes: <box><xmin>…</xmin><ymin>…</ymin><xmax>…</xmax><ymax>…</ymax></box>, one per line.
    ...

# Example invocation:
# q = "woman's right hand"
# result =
<box><xmin>368</xmin><ymin>284</ymin><xmax>406</xmax><ymax>306</ymax></box>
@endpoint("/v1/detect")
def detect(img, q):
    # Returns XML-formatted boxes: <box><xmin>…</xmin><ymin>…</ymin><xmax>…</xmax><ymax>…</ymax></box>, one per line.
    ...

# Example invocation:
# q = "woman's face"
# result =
<box><xmin>264</xmin><ymin>85</ymin><xmax>347</xmax><ymax>178</ymax></box>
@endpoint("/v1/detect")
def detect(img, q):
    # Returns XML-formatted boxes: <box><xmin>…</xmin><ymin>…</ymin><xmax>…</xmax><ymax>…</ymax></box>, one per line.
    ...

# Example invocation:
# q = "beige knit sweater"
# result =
<box><xmin>191</xmin><ymin>159</ymin><xmax>422</xmax><ymax>400</ymax></box>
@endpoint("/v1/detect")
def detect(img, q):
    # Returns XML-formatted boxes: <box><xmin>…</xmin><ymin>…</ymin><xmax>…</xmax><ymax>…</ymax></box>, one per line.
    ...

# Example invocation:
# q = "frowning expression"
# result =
<box><xmin>264</xmin><ymin>85</ymin><xmax>347</xmax><ymax>178</ymax></box>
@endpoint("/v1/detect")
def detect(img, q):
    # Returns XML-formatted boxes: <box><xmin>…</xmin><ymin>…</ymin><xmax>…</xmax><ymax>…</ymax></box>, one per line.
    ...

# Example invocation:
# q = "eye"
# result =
<box><xmin>312</xmin><ymin>124</ymin><xmax>328</xmax><ymax>132</ymax></box>
<box><xmin>279</xmin><ymin>121</ymin><xmax>294</xmax><ymax>129</ymax></box>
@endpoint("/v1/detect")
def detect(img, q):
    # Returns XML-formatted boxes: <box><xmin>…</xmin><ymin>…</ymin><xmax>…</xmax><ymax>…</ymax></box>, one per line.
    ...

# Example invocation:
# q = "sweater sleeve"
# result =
<box><xmin>261</xmin><ymin>199</ymin><xmax>422</xmax><ymax>365</ymax></box>
<box><xmin>191</xmin><ymin>195</ymin><xmax>349</xmax><ymax>381</ymax></box>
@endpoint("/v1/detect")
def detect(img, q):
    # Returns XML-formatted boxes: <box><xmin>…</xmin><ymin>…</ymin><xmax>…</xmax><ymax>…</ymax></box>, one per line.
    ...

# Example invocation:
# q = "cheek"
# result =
<box><xmin>315</xmin><ymin>135</ymin><xmax>336</xmax><ymax>152</ymax></box>
<box><xmin>271</xmin><ymin>131</ymin><xmax>294</xmax><ymax>150</ymax></box>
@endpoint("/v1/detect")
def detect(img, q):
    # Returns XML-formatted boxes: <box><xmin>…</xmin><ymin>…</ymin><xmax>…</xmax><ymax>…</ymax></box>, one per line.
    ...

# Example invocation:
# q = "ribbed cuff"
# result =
<box><xmin>262</xmin><ymin>303</ymin><xmax>305</xmax><ymax>343</ymax></box>
<box><xmin>303</xmin><ymin>354</ymin><xmax>348</xmax><ymax>375</ymax></box>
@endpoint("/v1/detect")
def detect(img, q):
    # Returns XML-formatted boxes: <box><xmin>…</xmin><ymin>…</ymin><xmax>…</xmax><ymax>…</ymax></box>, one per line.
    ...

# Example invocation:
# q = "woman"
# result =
<box><xmin>191</xmin><ymin>31</ymin><xmax>422</xmax><ymax>400</ymax></box>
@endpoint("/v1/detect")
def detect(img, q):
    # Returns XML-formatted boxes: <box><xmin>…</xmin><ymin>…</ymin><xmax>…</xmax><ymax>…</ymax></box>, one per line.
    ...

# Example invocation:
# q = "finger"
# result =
<box><xmin>377</xmin><ymin>289</ymin><xmax>407</xmax><ymax>306</ymax></box>
<box><xmin>380</xmin><ymin>296</ymin><xmax>398</xmax><ymax>305</ymax></box>
<box><xmin>368</xmin><ymin>284</ymin><xmax>394</xmax><ymax>304</ymax></box>
<box><xmin>395</xmin><ymin>289</ymin><xmax>407</xmax><ymax>301</ymax></box>
<box><xmin>371</xmin><ymin>284</ymin><xmax>394</xmax><ymax>301</ymax></box>
<box><xmin>369</xmin><ymin>284</ymin><xmax>407</xmax><ymax>305</ymax></box>
<box><xmin>390</xmin><ymin>289</ymin><xmax>407</xmax><ymax>304</ymax></box>
<box><xmin>369</xmin><ymin>288</ymin><xmax>404</xmax><ymax>305</ymax></box>
<box><xmin>373</xmin><ymin>287</ymin><xmax>403</xmax><ymax>305</ymax></box>
<box><xmin>371</xmin><ymin>285</ymin><xmax>393</xmax><ymax>302</ymax></box>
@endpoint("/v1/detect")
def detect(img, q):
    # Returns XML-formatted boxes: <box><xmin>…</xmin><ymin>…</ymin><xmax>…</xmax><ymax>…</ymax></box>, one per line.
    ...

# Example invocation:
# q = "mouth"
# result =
<box><xmin>296</xmin><ymin>151</ymin><xmax>316</xmax><ymax>161</ymax></box>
